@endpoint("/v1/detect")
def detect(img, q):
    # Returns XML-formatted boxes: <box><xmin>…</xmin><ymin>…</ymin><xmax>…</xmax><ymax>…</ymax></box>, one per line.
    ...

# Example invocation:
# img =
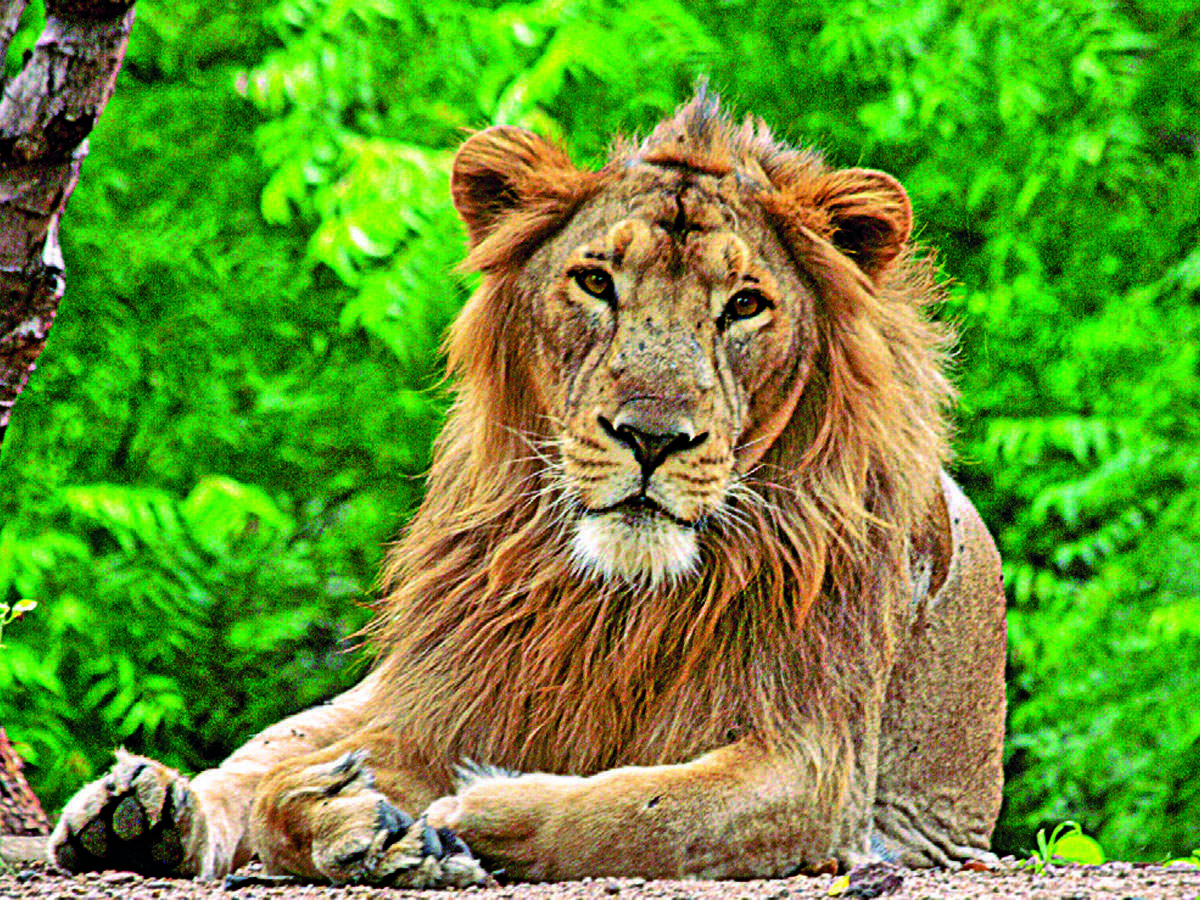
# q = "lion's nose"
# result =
<box><xmin>599</xmin><ymin>411</ymin><xmax>707</xmax><ymax>479</ymax></box>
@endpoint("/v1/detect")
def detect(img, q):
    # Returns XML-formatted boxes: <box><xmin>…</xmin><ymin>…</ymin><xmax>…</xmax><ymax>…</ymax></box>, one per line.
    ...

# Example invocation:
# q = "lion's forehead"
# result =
<box><xmin>607</xmin><ymin>165</ymin><xmax>745</xmax><ymax>213</ymax></box>
<box><xmin>556</xmin><ymin>167</ymin><xmax>777</xmax><ymax>277</ymax></box>
<box><xmin>591</xmin><ymin>219</ymin><xmax>750</xmax><ymax>290</ymax></box>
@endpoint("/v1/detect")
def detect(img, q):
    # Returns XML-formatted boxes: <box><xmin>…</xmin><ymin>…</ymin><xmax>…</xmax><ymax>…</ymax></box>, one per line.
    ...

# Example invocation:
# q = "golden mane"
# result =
<box><xmin>367</xmin><ymin>92</ymin><xmax>955</xmax><ymax>782</ymax></box>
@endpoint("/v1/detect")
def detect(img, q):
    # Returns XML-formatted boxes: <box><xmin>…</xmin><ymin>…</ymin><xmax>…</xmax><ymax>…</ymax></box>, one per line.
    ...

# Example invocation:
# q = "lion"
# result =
<box><xmin>48</xmin><ymin>90</ymin><xmax>1006</xmax><ymax>886</ymax></box>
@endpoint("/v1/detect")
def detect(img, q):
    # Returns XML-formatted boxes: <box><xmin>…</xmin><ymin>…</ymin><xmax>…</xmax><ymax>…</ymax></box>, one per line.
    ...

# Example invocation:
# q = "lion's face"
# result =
<box><xmin>449</xmin><ymin>106</ymin><xmax>915</xmax><ymax>587</ymax></box>
<box><xmin>522</xmin><ymin>170</ymin><xmax>817</xmax><ymax>584</ymax></box>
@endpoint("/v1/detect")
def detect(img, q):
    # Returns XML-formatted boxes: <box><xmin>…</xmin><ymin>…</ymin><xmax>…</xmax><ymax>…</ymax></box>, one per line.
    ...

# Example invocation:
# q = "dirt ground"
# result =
<box><xmin>4</xmin><ymin>838</ymin><xmax>1200</xmax><ymax>900</ymax></box>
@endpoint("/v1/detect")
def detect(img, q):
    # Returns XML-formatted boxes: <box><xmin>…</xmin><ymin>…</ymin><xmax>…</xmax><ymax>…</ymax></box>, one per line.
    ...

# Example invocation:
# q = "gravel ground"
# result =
<box><xmin>4</xmin><ymin>842</ymin><xmax>1200</xmax><ymax>900</ymax></box>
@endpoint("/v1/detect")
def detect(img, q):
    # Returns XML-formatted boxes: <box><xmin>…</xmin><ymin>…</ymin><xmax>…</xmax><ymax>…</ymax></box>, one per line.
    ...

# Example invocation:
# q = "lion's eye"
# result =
<box><xmin>723</xmin><ymin>290</ymin><xmax>771</xmax><ymax>323</ymax></box>
<box><xmin>572</xmin><ymin>269</ymin><xmax>615</xmax><ymax>302</ymax></box>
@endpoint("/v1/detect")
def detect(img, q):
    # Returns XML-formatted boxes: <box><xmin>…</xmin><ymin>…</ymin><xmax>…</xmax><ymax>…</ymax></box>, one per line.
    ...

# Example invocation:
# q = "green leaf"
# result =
<box><xmin>1053</xmin><ymin>831</ymin><xmax>1105</xmax><ymax>865</ymax></box>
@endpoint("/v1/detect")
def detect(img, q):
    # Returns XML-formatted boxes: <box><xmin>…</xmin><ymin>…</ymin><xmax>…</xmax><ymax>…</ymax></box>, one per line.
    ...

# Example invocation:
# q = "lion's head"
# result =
<box><xmin>455</xmin><ymin>126</ymin><xmax>819</xmax><ymax>586</ymax></box>
<box><xmin>372</xmin><ymin>91</ymin><xmax>954</xmax><ymax>773</ymax></box>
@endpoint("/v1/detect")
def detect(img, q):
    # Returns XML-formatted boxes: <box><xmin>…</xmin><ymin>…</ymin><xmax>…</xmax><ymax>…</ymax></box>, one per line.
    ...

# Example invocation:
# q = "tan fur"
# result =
<box><xmin>50</xmin><ymin>91</ymin><xmax>1006</xmax><ymax>883</ymax></box>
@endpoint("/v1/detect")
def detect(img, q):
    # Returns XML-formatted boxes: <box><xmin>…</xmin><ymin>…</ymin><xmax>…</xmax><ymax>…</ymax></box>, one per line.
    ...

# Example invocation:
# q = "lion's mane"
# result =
<box><xmin>367</xmin><ymin>93</ymin><xmax>954</xmax><ymax>782</ymax></box>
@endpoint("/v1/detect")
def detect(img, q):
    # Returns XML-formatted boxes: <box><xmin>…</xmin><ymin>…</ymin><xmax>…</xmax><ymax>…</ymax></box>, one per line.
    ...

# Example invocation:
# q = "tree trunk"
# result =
<box><xmin>0</xmin><ymin>0</ymin><xmax>136</xmax><ymax>837</ymax></box>
<box><xmin>0</xmin><ymin>0</ymin><xmax>136</xmax><ymax>442</ymax></box>
<box><xmin>0</xmin><ymin>728</ymin><xmax>48</xmax><ymax>835</ymax></box>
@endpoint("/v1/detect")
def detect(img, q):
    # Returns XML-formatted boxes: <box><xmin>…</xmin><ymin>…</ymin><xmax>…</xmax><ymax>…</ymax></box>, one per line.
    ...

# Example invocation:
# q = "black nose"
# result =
<box><xmin>599</xmin><ymin>413</ymin><xmax>707</xmax><ymax>479</ymax></box>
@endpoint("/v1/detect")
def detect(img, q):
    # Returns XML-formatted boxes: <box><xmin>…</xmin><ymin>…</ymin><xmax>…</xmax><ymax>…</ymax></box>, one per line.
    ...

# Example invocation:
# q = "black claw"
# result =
<box><xmin>420</xmin><ymin>824</ymin><xmax>442</xmax><ymax>859</ymax></box>
<box><xmin>160</xmin><ymin>782</ymin><xmax>179</xmax><ymax>823</ymax></box>
<box><xmin>171</xmin><ymin>781</ymin><xmax>192</xmax><ymax>812</ymax></box>
<box><xmin>376</xmin><ymin>801</ymin><xmax>415</xmax><ymax>852</ymax></box>
<box><xmin>325</xmin><ymin>750</ymin><xmax>368</xmax><ymax>796</ymax></box>
<box><xmin>436</xmin><ymin>827</ymin><xmax>473</xmax><ymax>859</ymax></box>
<box><xmin>331</xmin><ymin>749</ymin><xmax>366</xmax><ymax>775</ymax></box>
<box><xmin>333</xmin><ymin>846</ymin><xmax>369</xmax><ymax>867</ymax></box>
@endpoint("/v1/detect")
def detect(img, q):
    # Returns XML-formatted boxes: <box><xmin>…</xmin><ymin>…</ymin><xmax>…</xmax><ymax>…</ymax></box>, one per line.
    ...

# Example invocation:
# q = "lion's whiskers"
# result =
<box><xmin>500</xmin><ymin>423</ymin><xmax>562</xmax><ymax>469</ymax></box>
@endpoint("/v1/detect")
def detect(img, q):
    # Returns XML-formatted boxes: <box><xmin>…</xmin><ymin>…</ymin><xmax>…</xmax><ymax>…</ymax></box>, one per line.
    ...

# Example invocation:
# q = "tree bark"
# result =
<box><xmin>0</xmin><ymin>0</ymin><xmax>136</xmax><ymax>836</ymax></box>
<box><xmin>0</xmin><ymin>0</ymin><xmax>136</xmax><ymax>443</ymax></box>
<box><xmin>0</xmin><ymin>728</ymin><xmax>47</xmax><ymax>835</ymax></box>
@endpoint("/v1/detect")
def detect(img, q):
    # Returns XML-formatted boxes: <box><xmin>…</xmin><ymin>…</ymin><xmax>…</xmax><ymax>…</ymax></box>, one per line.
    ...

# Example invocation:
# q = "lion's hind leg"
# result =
<box><xmin>873</xmin><ymin>474</ymin><xmax>1006</xmax><ymax>867</ymax></box>
<box><xmin>249</xmin><ymin>730</ymin><xmax>489</xmax><ymax>887</ymax></box>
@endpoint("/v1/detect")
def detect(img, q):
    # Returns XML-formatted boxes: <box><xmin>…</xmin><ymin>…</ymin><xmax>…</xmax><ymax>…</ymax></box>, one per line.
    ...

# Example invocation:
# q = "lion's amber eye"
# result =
<box><xmin>724</xmin><ymin>290</ymin><xmax>771</xmax><ymax>322</ymax></box>
<box><xmin>573</xmin><ymin>269</ymin><xmax>615</xmax><ymax>301</ymax></box>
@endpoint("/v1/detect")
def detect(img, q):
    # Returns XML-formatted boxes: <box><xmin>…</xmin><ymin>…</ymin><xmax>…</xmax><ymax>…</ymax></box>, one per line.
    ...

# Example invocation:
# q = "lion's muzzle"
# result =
<box><xmin>598</xmin><ymin>405</ymin><xmax>708</xmax><ymax>483</ymax></box>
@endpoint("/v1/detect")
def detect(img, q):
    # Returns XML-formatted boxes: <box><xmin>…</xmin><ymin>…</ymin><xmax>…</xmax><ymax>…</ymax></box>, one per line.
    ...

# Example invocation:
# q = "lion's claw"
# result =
<box><xmin>319</xmin><ymin>802</ymin><xmax>488</xmax><ymax>887</ymax></box>
<box><xmin>49</xmin><ymin>750</ymin><xmax>196</xmax><ymax>876</ymax></box>
<box><xmin>305</xmin><ymin>751</ymin><xmax>490</xmax><ymax>888</ymax></box>
<box><xmin>375</xmin><ymin>799</ymin><xmax>414</xmax><ymax>845</ymax></box>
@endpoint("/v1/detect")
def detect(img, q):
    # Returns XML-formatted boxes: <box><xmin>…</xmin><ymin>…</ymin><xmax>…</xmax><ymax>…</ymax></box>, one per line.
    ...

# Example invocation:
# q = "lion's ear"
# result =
<box><xmin>816</xmin><ymin>168</ymin><xmax>913</xmax><ymax>278</ymax></box>
<box><xmin>451</xmin><ymin>126</ymin><xmax>579</xmax><ymax>247</ymax></box>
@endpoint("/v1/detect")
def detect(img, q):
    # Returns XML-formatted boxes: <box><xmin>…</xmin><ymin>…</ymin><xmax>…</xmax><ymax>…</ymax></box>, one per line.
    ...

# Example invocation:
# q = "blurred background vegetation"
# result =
<box><xmin>0</xmin><ymin>0</ymin><xmax>1196</xmax><ymax>861</ymax></box>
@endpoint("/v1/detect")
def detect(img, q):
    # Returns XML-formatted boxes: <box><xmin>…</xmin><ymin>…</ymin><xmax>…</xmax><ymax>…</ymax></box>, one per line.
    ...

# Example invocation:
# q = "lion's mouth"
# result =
<box><xmin>572</xmin><ymin>494</ymin><xmax>701</xmax><ymax>585</ymax></box>
<box><xmin>591</xmin><ymin>494</ymin><xmax>697</xmax><ymax>529</ymax></box>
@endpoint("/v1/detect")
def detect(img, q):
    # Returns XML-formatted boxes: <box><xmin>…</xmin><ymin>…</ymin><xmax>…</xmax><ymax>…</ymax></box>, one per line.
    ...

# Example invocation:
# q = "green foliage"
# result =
<box><xmin>239</xmin><ymin>0</ymin><xmax>715</xmax><ymax>367</ymax></box>
<box><xmin>0</xmin><ymin>0</ymin><xmax>407</xmax><ymax>806</ymax></box>
<box><xmin>0</xmin><ymin>0</ymin><xmax>1197</xmax><ymax>862</ymax></box>
<box><xmin>1021</xmin><ymin>821</ymin><xmax>1105</xmax><ymax>874</ymax></box>
<box><xmin>0</xmin><ymin>599</ymin><xmax>36</xmax><ymax>647</ymax></box>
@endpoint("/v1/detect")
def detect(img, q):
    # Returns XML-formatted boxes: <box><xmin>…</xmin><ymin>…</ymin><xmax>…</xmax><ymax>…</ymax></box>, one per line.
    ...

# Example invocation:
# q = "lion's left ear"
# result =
<box><xmin>816</xmin><ymin>168</ymin><xmax>913</xmax><ymax>278</ymax></box>
<box><xmin>451</xmin><ymin>126</ymin><xmax>580</xmax><ymax>247</ymax></box>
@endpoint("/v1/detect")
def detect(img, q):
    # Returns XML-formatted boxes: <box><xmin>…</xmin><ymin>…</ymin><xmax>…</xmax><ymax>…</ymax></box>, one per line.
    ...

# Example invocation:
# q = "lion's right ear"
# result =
<box><xmin>814</xmin><ymin>168</ymin><xmax>912</xmax><ymax>279</ymax></box>
<box><xmin>451</xmin><ymin>126</ymin><xmax>579</xmax><ymax>247</ymax></box>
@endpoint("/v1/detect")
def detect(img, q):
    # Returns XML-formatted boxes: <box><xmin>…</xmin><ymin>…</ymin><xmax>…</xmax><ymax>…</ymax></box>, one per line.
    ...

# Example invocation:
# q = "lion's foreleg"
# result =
<box><xmin>424</xmin><ymin>737</ymin><xmax>855</xmax><ymax>881</ymax></box>
<box><xmin>247</xmin><ymin>730</ymin><xmax>486</xmax><ymax>887</ymax></box>
<box><xmin>48</xmin><ymin>676</ymin><xmax>379</xmax><ymax>879</ymax></box>
<box><xmin>184</xmin><ymin>675</ymin><xmax>382</xmax><ymax>876</ymax></box>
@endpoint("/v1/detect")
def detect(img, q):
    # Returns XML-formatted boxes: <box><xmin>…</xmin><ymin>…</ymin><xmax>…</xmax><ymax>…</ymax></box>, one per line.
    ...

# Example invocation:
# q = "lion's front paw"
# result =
<box><xmin>48</xmin><ymin>750</ymin><xmax>201</xmax><ymax>876</ymax></box>
<box><xmin>424</xmin><ymin>771</ymin><xmax>584</xmax><ymax>881</ymax></box>
<box><xmin>295</xmin><ymin>751</ymin><xmax>489</xmax><ymax>888</ymax></box>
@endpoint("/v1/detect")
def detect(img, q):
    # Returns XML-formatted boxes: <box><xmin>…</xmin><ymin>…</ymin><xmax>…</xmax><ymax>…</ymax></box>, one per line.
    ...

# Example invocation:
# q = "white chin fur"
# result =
<box><xmin>572</xmin><ymin>513</ymin><xmax>698</xmax><ymax>587</ymax></box>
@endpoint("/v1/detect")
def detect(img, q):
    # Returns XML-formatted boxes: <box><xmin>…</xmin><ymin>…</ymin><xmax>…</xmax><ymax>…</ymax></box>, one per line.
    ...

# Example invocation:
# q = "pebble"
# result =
<box><xmin>3</xmin><ymin>859</ymin><xmax>1199</xmax><ymax>900</ymax></box>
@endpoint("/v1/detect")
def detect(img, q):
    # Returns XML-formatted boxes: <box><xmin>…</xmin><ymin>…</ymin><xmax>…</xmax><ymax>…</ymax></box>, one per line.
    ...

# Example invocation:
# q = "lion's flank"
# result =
<box><xmin>365</xmin><ymin>90</ymin><xmax>955</xmax><ymax>780</ymax></box>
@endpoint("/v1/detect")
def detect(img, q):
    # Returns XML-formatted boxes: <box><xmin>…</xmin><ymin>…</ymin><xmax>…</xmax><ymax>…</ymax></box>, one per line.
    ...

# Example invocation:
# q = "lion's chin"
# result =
<box><xmin>571</xmin><ymin>512</ymin><xmax>698</xmax><ymax>588</ymax></box>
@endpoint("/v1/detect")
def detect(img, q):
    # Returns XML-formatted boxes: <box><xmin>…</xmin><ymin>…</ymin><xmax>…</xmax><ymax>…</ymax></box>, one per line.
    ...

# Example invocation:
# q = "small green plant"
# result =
<box><xmin>1164</xmin><ymin>848</ymin><xmax>1200</xmax><ymax>868</ymax></box>
<box><xmin>0</xmin><ymin>598</ymin><xmax>36</xmax><ymax>647</ymax></box>
<box><xmin>1021</xmin><ymin>821</ymin><xmax>1106</xmax><ymax>874</ymax></box>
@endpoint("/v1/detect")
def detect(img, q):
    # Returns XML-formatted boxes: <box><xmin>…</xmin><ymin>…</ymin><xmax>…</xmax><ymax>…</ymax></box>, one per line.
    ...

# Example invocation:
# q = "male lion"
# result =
<box><xmin>49</xmin><ymin>91</ymin><xmax>1005</xmax><ymax>886</ymax></box>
